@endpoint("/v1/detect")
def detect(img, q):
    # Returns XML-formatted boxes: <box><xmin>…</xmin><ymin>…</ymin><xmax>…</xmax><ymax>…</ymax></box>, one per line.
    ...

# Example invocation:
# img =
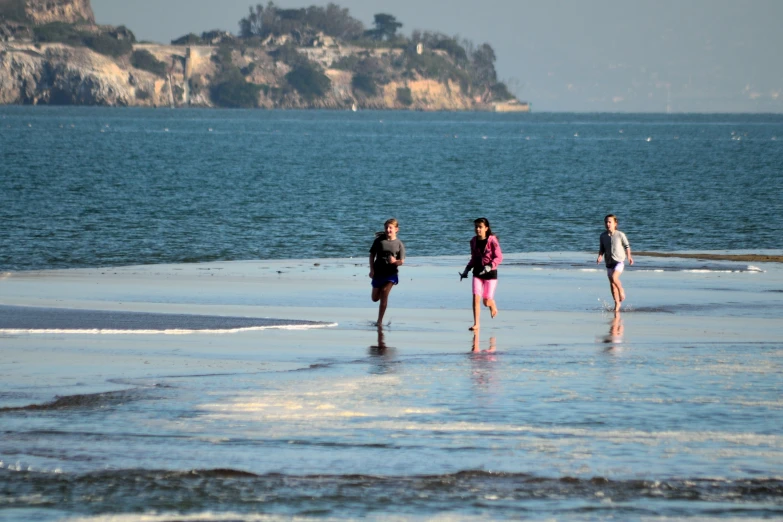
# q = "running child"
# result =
<box><xmin>369</xmin><ymin>218</ymin><xmax>405</xmax><ymax>326</ymax></box>
<box><xmin>597</xmin><ymin>214</ymin><xmax>634</xmax><ymax>311</ymax></box>
<box><xmin>459</xmin><ymin>217</ymin><xmax>503</xmax><ymax>331</ymax></box>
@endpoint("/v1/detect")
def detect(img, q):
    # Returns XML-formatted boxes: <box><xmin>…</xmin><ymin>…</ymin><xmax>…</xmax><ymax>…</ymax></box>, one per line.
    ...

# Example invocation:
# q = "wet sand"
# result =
<box><xmin>636</xmin><ymin>251</ymin><xmax>783</xmax><ymax>263</ymax></box>
<box><xmin>1</xmin><ymin>254</ymin><xmax>782</xmax><ymax>409</ymax></box>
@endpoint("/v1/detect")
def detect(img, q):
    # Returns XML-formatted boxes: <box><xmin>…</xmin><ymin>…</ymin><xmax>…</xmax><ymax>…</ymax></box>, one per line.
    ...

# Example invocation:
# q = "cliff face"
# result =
<box><xmin>0</xmin><ymin>0</ymin><xmax>529</xmax><ymax>110</ymax></box>
<box><xmin>0</xmin><ymin>43</ymin><xmax>169</xmax><ymax>106</ymax></box>
<box><xmin>0</xmin><ymin>40</ymin><xmax>530</xmax><ymax>111</ymax></box>
<box><xmin>24</xmin><ymin>0</ymin><xmax>95</xmax><ymax>24</ymax></box>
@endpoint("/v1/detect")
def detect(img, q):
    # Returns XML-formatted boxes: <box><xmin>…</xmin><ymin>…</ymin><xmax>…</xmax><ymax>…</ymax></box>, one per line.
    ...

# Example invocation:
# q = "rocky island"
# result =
<box><xmin>0</xmin><ymin>0</ymin><xmax>529</xmax><ymax>111</ymax></box>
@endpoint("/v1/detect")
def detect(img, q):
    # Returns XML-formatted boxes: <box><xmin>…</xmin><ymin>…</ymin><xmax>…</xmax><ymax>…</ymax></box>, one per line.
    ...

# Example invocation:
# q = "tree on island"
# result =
<box><xmin>238</xmin><ymin>1</ymin><xmax>364</xmax><ymax>41</ymax></box>
<box><xmin>365</xmin><ymin>13</ymin><xmax>402</xmax><ymax>41</ymax></box>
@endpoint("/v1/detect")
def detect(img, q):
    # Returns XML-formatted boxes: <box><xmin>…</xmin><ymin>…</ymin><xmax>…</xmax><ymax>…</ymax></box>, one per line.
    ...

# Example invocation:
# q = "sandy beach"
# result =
<box><xmin>2</xmin><ymin>252</ymin><xmax>782</xmax><ymax>403</ymax></box>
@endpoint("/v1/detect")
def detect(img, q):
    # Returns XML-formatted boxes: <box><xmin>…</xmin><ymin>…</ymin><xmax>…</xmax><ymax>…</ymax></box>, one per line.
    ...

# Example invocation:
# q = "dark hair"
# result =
<box><xmin>375</xmin><ymin>217</ymin><xmax>399</xmax><ymax>238</ymax></box>
<box><xmin>604</xmin><ymin>214</ymin><xmax>617</xmax><ymax>223</ymax></box>
<box><xmin>474</xmin><ymin>217</ymin><xmax>494</xmax><ymax>238</ymax></box>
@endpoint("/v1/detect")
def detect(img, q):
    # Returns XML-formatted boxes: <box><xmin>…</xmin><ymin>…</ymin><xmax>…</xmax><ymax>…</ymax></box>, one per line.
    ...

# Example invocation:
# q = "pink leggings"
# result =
<box><xmin>472</xmin><ymin>277</ymin><xmax>498</xmax><ymax>299</ymax></box>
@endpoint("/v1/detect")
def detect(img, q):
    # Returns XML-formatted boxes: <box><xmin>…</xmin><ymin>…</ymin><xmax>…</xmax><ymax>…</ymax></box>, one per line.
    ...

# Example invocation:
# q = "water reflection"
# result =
<box><xmin>600</xmin><ymin>312</ymin><xmax>624</xmax><ymax>351</ymax></box>
<box><xmin>469</xmin><ymin>333</ymin><xmax>497</xmax><ymax>392</ymax></box>
<box><xmin>369</xmin><ymin>326</ymin><xmax>397</xmax><ymax>374</ymax></box>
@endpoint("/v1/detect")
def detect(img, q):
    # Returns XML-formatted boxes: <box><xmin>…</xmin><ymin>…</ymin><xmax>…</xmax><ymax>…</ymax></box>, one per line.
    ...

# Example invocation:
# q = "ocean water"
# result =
<box><xmin>1</xmin><ymin>108</ymin><xmax>783</xmax><ymax>521</ymax></box>
<box><xmin>1</xmin><ymin>107</ymin><xmax>782</xmax><ymax>270</ymax></box>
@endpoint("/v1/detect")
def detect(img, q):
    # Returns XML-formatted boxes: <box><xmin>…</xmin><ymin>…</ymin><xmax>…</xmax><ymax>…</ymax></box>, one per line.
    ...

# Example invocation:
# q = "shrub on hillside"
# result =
<box><xmin>269</xmin><ymin>42</ymin><xmax>308</xmax><ymax>67</ymax></box>
<box><xmin>434</xmin><ymin>38</ymin><xmax>468</xmax><ymax>64</ymax></box>
<box><xmin>396</xmin><ymin>87</ymin><xmax>413</xmax><ymax>106</ymax></box>
<box><xmin>351</xmin><ymin>73</ymin><xmax>377</xmax><ymax>96</ymax></box>
<box><xmin>212</xmin><ymin>44</ymin><xmax>234</xmax><ymax>66</ymax></box>
<box><xmin>0</xmin><ymin>0</ymin><xmax>28</xmax><ymax>23</ymax></box>
<box><xmin>331</xmin><ymin>54</ymin><xmax>359</xmax><ymax>71</ymax></box>
<box><xmin>240</xmin><ymin>62</ymin><xmax>257</xmax><ymax>76</ymax></box>
<box><xmin>131</xmin><ymin>49</ymin><xmax>167</xmax><ymax>77</ymax></box>
<box><xmin>172</xmin><ymin>33</ymin><xmax>203</xmax><ymax>45</ymax></box>
<box><xmin>33</xmin><ymin>22</ymin><xmax>84</xmax><ymax>46</ymax></box>
<box><xmin>490</xmin><ymin>82</ymin><xmax>514</xmax><ymax>101</ymax></box>
<box><xmin>84</xmin><ymin>33</ymin><xmax>132</xmax><ymax>57</ymax></box>
<box><xmin>285</xmin><ymin>63</ymin><xmax>331</xmax><ymax>101</ymax></box>
<box><xmin>211</xmin><ymin>70</ymin><xmax>262</xmax><ymax>108</ymax></box>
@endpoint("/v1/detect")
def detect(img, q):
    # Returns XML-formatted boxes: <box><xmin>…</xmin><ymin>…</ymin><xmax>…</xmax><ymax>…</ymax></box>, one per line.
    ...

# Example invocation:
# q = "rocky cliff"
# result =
<box><xmin>0</xmin><ymin>0</ymin><xmax>94</xmax><ymax>24</ymax></box>
<box><xmin>0</xmin><ymin>40</ymin><xmax>530</xmax><ymax>111</ymax></box>
<box><xmin>0</xmin><ymin>43</ymin><xmax>168</xmax><ymax>106</ymax></box>
<box><xmin>24</xmin><ymin>0</ymin><xmax>94</xmax><ymax>24</ymax></box>
<box><xmin>0</xmin><ymin>0</ymin><xmax>529</xmax><ymax>111</ymax></box>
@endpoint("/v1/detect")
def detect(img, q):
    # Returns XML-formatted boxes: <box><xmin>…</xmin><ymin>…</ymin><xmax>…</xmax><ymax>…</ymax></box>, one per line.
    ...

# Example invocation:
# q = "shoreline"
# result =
<box><xmin>635</xmin><ymin>251</ymin><xmax>783</xmax><ymax>263</ymax></box>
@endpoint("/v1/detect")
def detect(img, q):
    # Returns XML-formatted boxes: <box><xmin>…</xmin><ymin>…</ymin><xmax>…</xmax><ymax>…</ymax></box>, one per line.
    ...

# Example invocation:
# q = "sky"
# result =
<box><xmin>91</xmin><ymin>0</ymin><xmax>783</xmax><ymax>113</ymax></box>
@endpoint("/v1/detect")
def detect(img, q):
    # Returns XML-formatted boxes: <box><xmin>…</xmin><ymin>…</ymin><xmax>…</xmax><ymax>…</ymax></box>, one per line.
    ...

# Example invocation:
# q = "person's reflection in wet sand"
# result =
<box><xmin>471</xmin><ymin>332</ymin><xmax>496</xmax><ymax>354</ymax></box>
<box><xmin>469</xmin><ymin>332</ymin><xmax>497</xmax><ymax>392</ymax></box>
<box><xmin>601</xmin><ymin>312</ymin><xmax>624</xmax><ymax>352</ymax></box>
<box><xmin>369</xmin><ymin>325</ymin><xmax>397</xmax><ymax>374</ymax></box>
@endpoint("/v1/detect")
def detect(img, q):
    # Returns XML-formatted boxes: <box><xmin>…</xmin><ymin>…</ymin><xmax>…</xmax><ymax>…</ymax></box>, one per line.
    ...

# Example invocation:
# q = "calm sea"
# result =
<box><xmin>1</xmin><ymin>107</ymin><xmax>782</xmax><ymax>271</ymax></box>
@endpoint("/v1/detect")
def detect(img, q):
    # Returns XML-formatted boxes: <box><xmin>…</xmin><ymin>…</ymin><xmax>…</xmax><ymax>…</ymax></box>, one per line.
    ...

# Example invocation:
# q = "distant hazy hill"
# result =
<box><xmin>0</xmin><ymin>0</ymin><xmax>529</xmax><ymax>111</ymax></box>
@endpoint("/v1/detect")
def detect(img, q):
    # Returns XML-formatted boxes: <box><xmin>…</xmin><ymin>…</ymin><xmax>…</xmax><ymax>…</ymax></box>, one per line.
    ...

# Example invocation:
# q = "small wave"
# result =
<box><xmin>0</xmin><ymin>389</ymin><xmax>142</xmax><ymax>413</ymax></box>
<box><xmin>2</xmin><ymin>467</ymin><xmax>782</xmax><ymax>519</ymax></box>
<box><xmin>506</xmin><ymin>260</ymin><xmax>765</xmax><ymax>274</ymax></box>
<box><xmin>626</xmin><ymin>302</ymin><xmax>781</xmax><ymax>315</ymax></box>
<box><xmin>0</xmin><ymin>305</ymin><xmax>336</xmax><ymax>334</ymax></box>
<box><xmin>0</xmin><ymin>324</ymin><xmax>336</xmax><ymax>335</ymax></box>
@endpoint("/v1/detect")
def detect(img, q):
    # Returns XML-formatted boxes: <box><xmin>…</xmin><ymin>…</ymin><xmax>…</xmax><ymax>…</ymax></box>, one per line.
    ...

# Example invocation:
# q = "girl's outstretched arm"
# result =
<box><xmin>490</xmin><ymin>236</ymin><xmax>503</xmax><ymax>268</ymax></box>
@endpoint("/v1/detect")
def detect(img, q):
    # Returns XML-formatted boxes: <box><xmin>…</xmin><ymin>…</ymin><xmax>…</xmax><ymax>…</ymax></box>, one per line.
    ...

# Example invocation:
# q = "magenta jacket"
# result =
<box><xmin>466</xmin><ymin>235</ymin><xmax>503</xmax><ymax>271</ymax></box>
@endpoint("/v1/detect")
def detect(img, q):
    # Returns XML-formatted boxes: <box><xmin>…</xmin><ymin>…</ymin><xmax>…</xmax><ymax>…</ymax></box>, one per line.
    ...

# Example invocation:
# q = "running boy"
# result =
<box><xmin>597</xmin><ymin>214</ymin><xmax>633</xmax><ymax>311</ymax></box>
<box><xmin>369</xmin><ymin>218</ymin><xmax>405</xmax><ymax>326</ymax></box>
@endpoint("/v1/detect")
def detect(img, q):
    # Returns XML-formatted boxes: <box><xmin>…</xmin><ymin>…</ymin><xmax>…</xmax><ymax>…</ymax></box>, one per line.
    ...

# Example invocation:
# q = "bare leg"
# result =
<box><xmin>483</xmin><ymin>298</ymin><xmax>498</xmax><ymax>318</ymax></box>
<box><xmin>608</xmin><ymin>273</ymin><xmax>624</xmax><ymax>311</ymax></box>
<box><xmin>373</xmin><ymin>282</ymin><xmax>394</xmax><ymax>325</ymax></box>
<box><xmin>470</xmin><ymin>293</ymin><xmax>481</xmax><ymax>330</ymax></box>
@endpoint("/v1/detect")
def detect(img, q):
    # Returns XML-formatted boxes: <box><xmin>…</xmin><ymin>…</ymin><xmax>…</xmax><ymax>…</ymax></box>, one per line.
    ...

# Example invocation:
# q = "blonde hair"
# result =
<box><xmin>376</xmin><ymin>218</ymin><xmax>399</xmax><ymax>238</ymax></box>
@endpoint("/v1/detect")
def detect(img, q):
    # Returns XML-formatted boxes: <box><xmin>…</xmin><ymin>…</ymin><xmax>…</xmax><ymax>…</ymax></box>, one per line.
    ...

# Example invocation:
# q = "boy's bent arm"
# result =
<box><xmin>622</xmin><ymin>233</ymin><xmax>633</xmax><ymax>265</ymax></box>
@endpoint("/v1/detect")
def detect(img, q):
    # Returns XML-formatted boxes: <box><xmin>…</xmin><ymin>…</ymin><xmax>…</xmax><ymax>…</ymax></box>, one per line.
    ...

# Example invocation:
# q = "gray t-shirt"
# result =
<box><xmin>370</xmin><ymin>237</ymin><xmax>406</xmax><ymax>277</ymax></box>
<box><xmin>599</xmin><ymin>230</ymin><xmax>630</xmax><ymax>266</ymax></box>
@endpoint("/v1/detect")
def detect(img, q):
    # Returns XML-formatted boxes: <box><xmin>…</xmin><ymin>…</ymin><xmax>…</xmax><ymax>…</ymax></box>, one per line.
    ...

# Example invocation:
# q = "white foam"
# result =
<box><xmin>63</xmin><ymin>513</ymin><xmax>478</xmax><ymax>522</ymax></box>
<box><xmin>0</xmin><ymin>323</ymin><xmax>337</xmax><ymax>335</ymax></box>
<box><xmin>683</xmin><ymin>269</ymin><xmax>735</xmax><ymax>273</ymax></box>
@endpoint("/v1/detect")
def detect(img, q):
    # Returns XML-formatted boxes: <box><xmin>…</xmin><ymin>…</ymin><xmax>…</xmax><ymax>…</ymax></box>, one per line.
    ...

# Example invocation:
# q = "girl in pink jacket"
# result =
<box><xmin>459</xmin><ymin>217</ymin><xmax>503</xmax><ymax>331</ymax></box>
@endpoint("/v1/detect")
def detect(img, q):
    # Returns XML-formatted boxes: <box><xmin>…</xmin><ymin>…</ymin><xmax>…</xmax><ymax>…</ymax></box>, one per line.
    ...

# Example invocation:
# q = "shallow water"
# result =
<box><xmin>2</xmin><ymin>334</ymin><xmax>783</xmax><ymax>518</ymax></box>
<box><xmin>1</xmin><ymin>254</ymin><xmax>782</xmax><ymax>520</ymax></box>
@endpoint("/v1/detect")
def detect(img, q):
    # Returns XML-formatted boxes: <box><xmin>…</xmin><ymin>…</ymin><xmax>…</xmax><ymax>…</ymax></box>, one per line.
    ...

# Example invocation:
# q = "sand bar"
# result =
<box><xmin>1</xmin><ymin>253</ymin><xmax>782</xmax><ymax>407</ymax></box>
<box><xmin>635</xmin><ymin>251</ymin><xmax>783</xmax><ymax>263</ymax></box>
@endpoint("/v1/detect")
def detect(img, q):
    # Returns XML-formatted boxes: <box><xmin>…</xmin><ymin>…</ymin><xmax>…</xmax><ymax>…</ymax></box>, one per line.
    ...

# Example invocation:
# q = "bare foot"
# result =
<box><xmin>469</xmin><ymin>324</ymin><xmax>479</xmax><ymax>331</ymax></box>
<box><xmin>614</xmin><ymin>302</ymin><xmax>621</xmax><ymax>312</ymax></box>
<box><xmin>490</xmin><ymin>305</ymin><xmax>498</xmax><ymax>318</ymax></box>
<box><xmin>619</xmin><ymin>290</ymin><xmax>626</xmax><ymax>302</ymax></box>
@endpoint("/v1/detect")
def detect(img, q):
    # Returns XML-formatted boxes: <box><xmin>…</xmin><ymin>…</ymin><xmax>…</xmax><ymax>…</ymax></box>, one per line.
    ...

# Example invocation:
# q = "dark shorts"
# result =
<box><xmin>371</xmin><ymin>274</ymin><xmax>399</xmax><ymax>288</ymax></box>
